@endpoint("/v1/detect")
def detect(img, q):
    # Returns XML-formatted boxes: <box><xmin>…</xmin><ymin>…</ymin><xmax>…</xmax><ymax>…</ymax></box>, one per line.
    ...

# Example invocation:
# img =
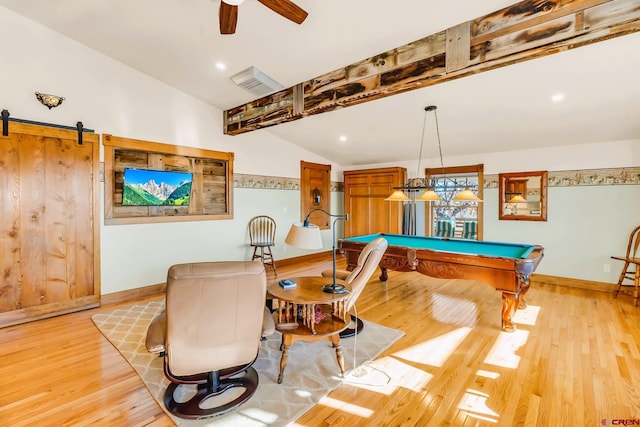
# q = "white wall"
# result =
<box><xmin>1</xmin><ymin>8</ymin><xmax>343</xmax><ymax>294</ymax></box>
<box><xmin>483</xmin><ymin>185</ymin><xmax>640</xmax><ymax>283</ymax></box>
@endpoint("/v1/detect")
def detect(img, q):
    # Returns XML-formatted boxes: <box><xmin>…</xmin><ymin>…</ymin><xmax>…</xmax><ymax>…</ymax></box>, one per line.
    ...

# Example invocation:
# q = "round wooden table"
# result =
<box><xmin>267</xmin><ymin>276</ymin><xmax>351</xmax><ymax>384</ymax></box>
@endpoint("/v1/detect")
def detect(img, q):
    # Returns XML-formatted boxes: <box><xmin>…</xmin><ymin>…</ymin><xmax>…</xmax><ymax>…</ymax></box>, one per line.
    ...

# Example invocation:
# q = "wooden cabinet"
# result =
<box><xmin>0</xmin><ymin>122</ymin><xmax>100</xmax><ymax>327</ymax></box>
<box><xmin>505</xmin><ymin>178</ymin><xmax>527</xmax><ymax>199</ymax></box>
<box><xmin>343</xmin><ymin>167</ymin><xmax>406</xmax><ymax>237</ymax></box>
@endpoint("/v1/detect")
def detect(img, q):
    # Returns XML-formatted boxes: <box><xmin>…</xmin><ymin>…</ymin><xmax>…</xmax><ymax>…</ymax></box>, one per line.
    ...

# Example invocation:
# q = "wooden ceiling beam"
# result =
<box><xmin>223</xmin><ymin>0</ymin><xmax>640</xmax><ymax>136</ymax></box>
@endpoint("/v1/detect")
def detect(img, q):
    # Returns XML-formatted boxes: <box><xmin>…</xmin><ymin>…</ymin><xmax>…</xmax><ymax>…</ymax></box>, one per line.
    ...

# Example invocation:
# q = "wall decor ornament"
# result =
<box><xmin>35</xmin><ymin>92</ymin><xmax>65</xmax><ymax>109</ymax></box>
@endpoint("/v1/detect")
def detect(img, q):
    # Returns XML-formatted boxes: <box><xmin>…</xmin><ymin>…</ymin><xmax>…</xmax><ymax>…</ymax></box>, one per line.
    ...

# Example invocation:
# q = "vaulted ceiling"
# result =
<box><xmin>2</xmin><ymin>0</ymin><xmax>639</xmax><ymax>167</ymax></box>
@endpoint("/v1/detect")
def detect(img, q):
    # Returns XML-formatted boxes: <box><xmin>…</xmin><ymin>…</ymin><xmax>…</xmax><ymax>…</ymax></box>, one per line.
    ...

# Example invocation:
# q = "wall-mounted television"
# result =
<box><xmin>122</xmin><ymin>168</ymin><xmax>193</xmax><ymax>206</ymax></box>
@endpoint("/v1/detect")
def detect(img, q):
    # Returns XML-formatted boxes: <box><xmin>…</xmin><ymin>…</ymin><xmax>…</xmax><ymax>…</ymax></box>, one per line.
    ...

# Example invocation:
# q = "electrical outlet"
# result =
<box><xmin>603</xmin><ymin>264</ymin><xmax>611</xmax><ymax>273</ymax></box>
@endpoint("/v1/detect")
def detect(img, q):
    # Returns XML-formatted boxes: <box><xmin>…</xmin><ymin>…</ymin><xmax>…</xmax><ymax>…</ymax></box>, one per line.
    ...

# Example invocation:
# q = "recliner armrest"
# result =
<box><xmin>145</xmin><ymin>311</ymin><xmax>166</xmax><ymax>353</ymax></box>
<box><xmin>262</xmin><ymin>306</ymin><xmax>275</xmax><ymax>338</ymax></box>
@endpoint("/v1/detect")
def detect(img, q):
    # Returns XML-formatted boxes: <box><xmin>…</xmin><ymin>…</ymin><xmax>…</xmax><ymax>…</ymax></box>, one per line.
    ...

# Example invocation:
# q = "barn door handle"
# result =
<box><xmin>76</xmin><ymin>121</ymin><xmax>83</xmax><ymax>145</ymax></box>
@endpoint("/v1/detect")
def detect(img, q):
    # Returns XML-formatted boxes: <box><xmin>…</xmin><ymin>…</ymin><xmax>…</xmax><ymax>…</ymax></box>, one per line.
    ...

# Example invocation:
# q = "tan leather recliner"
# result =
<box><xmin>145</xmin><ymin>260</ymin><xmax>274</xmax><ymax>419</ymax></box>
<box><xmin>322</xmin><ymin>237</ymin><xmax>388</xmax><ymax>337</ymax></box>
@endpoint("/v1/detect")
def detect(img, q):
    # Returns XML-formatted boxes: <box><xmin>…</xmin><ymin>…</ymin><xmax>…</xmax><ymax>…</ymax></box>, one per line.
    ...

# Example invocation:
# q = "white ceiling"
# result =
<box><xmin>2</xmin><ymin>0</ymin><xmax>639</xmax><ymax>167</ymax></box>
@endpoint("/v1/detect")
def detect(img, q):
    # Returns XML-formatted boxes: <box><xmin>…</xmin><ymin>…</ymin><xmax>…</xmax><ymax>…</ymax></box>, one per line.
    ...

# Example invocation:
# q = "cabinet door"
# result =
<box><xmin>0</xmin><ymin>122</ymin><xmax>100</xmax><ymax>327</ymax></box>
<box><xmin>343</xmin><ymin>167</ymin><xmax>405</xmax><ymax>237</ymax></box>
<box><xmin>346</xmin><ymin>185</ymin><xmax>371</xmax><ymax>237</ymax></box>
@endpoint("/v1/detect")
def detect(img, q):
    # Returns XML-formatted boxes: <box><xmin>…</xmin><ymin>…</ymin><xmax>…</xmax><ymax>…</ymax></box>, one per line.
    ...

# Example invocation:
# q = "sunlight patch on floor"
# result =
<box><xmin>483</xmin><ymin>329</ymin><xmax>529</xmax><ymax>369</ymax></box>
<box><xmin>511</xmin><ymin>304</ymin><xmax>540</xmax><ymax>326</ymax></box>
<box><xmin>317</xmin><ymin>396</ymin><xmax>374</xmax><ymax>418</ymax></box>
<box><xmin>393</xmin><ymin>327</ymin><xmax>472</xmax><ymax>367</ymax></box>
<box><xmin>457</xmin><ymin>388</ymin><xmax>500</xmax><ymax>423</ymax></box>
<box><xmin>237</xmin><ymin>407</ymin><xmax>280</xmax><ymax>424</ymax></box>
<box><xmin>343</xmin><ymin>355</ymin><xmax>433</xmax><ymax>395</ymax></box>
<box><xmin>476</xmin><ymin>369</ymin><xmax>500</xmax><ymax>380</ymax></box>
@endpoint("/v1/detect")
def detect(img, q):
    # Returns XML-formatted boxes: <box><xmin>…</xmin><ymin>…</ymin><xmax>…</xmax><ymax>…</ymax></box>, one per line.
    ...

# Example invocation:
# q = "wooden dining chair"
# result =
<box><xmin>612</xmin><ymin>225</ymin><xmax>640</xmax><ymax>306</ymax></box>
<box><xmin>249</xmin><ymin>215</ymin><xmax>277</xmax><ymax>276</ymax></box>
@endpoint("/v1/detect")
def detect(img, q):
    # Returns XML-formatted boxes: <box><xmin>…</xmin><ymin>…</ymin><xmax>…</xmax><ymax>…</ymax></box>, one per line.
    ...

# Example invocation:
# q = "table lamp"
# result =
<box><xmin>284</xmin><ymin>209</ymin><xmax>349</xmax><ymax>294</ymax></box>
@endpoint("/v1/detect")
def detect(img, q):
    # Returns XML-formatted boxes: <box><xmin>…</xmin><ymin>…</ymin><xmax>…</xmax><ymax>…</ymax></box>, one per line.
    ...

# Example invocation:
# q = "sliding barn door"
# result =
<box><xmin>0</xmin><ymin>122</ymin><xmax>100</xmax><ymax>327</ymax></box>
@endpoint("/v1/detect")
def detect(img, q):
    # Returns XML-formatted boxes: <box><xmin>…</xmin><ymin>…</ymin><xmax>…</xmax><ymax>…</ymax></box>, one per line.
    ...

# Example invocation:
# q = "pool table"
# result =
<box><xmin>339</xmin><ymin>233</ymin><xmax>544</xmax><ymax>332</ymax></box>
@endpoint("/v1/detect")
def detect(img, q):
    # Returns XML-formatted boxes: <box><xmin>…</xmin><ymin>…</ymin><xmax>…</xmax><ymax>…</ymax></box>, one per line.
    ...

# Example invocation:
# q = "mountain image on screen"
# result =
<box><xmin>122</xmin><ymin>169</ymin><xmax>192</xmax><ymax>206</ymax></box>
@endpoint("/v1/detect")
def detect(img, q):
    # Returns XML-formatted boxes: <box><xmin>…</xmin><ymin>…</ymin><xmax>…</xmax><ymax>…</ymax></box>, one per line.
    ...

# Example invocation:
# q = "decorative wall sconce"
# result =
<box><xmin>35</xmin><ymin>92</ymin><xmax>65</xmax><ymax>109</ymax></box>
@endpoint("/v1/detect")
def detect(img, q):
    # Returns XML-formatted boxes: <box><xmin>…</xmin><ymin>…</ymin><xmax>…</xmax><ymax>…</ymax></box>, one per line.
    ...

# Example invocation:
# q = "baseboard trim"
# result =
<box><xmin>275</xmin><ymin>251</ymin><xmax>333</xmax><ymax>268</ymax></box>
<box><xmin>531</xmin><ymin>273</ymin><xmax>614</xmax><ymax>293</ymax></box>
<box><xmin>101</xmin><ymin>283</ymin><xmax>167</xmax><ymax>305</ymax></box>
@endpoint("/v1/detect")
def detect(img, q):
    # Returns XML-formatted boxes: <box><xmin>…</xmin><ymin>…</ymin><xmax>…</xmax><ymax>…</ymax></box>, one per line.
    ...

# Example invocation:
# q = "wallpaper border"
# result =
<box><xmin>234</xmin><ymin>166</ymin><xmax>640</xmax><ymax>191</ymax></box>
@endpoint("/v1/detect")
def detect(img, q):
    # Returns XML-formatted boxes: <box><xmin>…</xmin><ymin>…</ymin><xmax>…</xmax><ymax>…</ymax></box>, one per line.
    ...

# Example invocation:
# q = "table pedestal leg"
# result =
<box><xmin>330</xmin><ymin>334</ymin><xmax>345</xmax><ymax>377</ymax></box>
<box><xmin>277</xmin><ymin>334</ymin><xmax>293</xmax><ymax>384</ymax></box>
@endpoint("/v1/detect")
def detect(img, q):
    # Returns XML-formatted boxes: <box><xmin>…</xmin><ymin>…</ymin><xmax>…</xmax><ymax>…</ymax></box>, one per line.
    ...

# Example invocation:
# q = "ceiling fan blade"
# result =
<box><xmin>257</xmin><ymin>0</ymin><xmax>308</xmax><ymax>25</ymax></box>
<box><xmin>219</xmin><ymin>2</ymin><xmax>238</xmax><ymax>35</ymax></box>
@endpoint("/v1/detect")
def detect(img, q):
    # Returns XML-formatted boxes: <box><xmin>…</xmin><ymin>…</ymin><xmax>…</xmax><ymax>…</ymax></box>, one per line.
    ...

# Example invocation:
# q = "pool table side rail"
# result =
<box><xmin>345</xmin><ymin>233</ymin><xmax>538</xmax><ymax>259</ymax></box>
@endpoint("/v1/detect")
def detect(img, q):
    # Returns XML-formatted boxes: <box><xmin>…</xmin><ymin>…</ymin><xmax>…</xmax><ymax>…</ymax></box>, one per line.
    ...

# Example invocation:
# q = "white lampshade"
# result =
<box><xmin>222</xmin><ymin>0</ymin><xmax>244</xmax><ymax>5</ymax></box>
<box><xmin>384</xmin><ymin>190</ymin><xmax>410</xmax><ymax>202</ymax></box>
<box><xmin>284</xmin><ymin>222</ymin><xmax>323</xmax><ymax>249</ymax></box>
<box><xmin>452</xmin><ymin>189</ymin><xmax>483</xmax><ymax>202</ymax></box>
<box><xmin>417</xmin><ymin>190</ymin><xmax>442</xmax><ymax>202</ymax></box>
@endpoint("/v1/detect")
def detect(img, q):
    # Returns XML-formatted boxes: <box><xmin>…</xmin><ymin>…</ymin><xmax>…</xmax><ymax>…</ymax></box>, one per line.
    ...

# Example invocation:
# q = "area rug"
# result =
<box><xmin>91</xmin><ymin>301</ymin><xmax>404</xmax><ymax>426</ymax></box>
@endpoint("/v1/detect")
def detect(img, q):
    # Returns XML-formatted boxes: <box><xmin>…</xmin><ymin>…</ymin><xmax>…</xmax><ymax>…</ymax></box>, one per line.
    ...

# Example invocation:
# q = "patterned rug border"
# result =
<box><xmin>91</xmin><ymin>301</ymin><xmax>404</xmax><ymax>426</ymax></box>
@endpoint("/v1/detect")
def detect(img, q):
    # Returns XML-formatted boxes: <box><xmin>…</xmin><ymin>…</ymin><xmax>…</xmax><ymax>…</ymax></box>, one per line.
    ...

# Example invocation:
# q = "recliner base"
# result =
<box><xmin>339</xmin><ymin>314</ymin><xmax>364</xmax><ymax>338</ymax></box>
<box><xmin>163</xmin><ymin>367</ymin><xmax>258</xmax><ymax>419</ymax></box>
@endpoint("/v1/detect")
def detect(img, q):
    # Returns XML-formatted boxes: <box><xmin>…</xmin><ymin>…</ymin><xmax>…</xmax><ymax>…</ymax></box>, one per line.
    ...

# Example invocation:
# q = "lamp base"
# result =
<box><xmin>322</xmin><ymin>283</ymin><xmax>347</xmax><ymax>294</ymax></box>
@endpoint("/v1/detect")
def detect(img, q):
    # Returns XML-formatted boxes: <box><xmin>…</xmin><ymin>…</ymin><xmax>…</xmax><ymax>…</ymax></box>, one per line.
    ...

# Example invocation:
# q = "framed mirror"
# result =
<box><xmin>499</xmin><ymin>171</ymin><xmax>548</xmax><ymax>221</ymax></box>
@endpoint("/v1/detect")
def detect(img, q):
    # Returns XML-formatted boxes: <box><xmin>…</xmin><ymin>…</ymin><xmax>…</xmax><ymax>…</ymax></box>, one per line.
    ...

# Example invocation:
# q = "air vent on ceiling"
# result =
<box><xmin>230</xmin><ymin>66</ymin><xmax>284</xmax><ymax>96</ymax></box>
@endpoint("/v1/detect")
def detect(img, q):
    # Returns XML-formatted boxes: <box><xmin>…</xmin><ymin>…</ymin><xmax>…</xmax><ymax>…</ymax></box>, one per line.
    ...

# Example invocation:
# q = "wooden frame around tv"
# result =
<box><xmin>103</xmin><ymin>134</ymin><xmax>234</xmax><ymax>225</ymax></box>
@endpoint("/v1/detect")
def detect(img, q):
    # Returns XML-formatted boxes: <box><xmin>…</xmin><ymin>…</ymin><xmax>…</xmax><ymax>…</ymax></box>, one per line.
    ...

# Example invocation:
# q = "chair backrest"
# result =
<box><xmin>249</xmin><ymin>215</ymin><xmax>276</xmax><ymax>246</ymax></box>
<box><xmin>624</xmin><ymin>225</ymin><xmax>640</xmax><ymax>258</ymax></box>
<box><xmin>435</xmin><ymin>219</ymin><xmax>455</xmax><ymax>238</ymax></box>
<box><xmin>343</xmin><ymin>237</ymin><xmax>388</xmax><ymax>311</ymax></box>
<box><xmin>461</xmin><ymin>221</ymin><xmax>477</xmax><ymax>240</ymax></box>
<box><xmin>165</xmin><ymin>261</ymin><xmax>266</xmax><ymax>377</ymax></box>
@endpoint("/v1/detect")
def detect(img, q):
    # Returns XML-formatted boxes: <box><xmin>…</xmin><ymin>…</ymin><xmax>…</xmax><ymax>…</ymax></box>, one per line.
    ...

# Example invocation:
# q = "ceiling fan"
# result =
<box><xmin>219</xmin><ymin>0</ymin><xmax>308</xmax><ymax>35</ymax></box>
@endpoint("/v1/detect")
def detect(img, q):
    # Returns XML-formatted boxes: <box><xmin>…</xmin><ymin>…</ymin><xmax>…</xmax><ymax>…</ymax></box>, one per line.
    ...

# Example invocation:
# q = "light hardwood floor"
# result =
<box><xmin>1</xmin><ymin>257</ymin><xmax>639</xmax><ymax>426</ymax></box>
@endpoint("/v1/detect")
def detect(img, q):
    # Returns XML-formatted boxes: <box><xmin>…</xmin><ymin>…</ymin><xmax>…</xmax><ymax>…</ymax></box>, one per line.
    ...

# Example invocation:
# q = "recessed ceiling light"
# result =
<box><xmin>551</xmin><ymin>93</ymin><xmax>565</xmax><ymax>103</ymax></box>
<box><xmin>215</xmin><ymin>62</ymin><xmax>227</xmax><ymax>71</ymax></box>
<box><xmin>339</xmin><ymin>135</ymin><xmax>348</xmax><ymax>142</ymax></box>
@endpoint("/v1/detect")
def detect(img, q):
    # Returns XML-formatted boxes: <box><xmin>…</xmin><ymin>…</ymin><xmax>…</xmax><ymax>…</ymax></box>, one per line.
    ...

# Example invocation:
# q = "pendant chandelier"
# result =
<box><xmin>385</xmin><ymin>105</ymin><xmax>482</xmax><ymax>203</ymax></box>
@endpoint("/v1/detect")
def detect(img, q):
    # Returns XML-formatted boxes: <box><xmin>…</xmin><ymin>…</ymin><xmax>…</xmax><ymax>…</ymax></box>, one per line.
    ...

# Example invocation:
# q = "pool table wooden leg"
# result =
<box><xmin>501</xmin><ymin>292</ymin><xmax>518</xmax><ymax>332</ymax></box>
<box><xmin>517</xmin><ymin>277</ymin><xmax>531</xmax><ymax>310</ymax></box>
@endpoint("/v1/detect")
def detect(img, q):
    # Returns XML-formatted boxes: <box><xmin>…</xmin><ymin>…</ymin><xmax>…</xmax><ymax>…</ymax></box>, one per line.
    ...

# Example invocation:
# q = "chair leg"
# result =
<box><xmin>614</xmin><ymin>261</ymin><xmax>630</xmax><ymax>298</ymax></box>
<box><xmin>264</xmin><ymin>245</ymin><xmax>276</xmax><ymax>276</ymax></box>
<box><xmin>634</xmin><ymin>265</ymin><xmax>639</xmax><ymax>307</ymax></box>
